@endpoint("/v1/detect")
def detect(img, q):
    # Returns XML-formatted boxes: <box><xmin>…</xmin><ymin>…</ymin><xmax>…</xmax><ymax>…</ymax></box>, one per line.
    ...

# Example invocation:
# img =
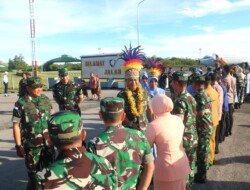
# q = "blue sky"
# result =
<box><xmin>1</xmin><ymin>0</ymin><xmax>250</xmax><ymax>65</ymax></box>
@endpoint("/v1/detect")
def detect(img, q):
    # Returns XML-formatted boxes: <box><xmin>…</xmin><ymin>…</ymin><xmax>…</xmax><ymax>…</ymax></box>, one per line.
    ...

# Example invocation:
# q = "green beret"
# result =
<box><xmin>48</xmin><ymin>111</ymin><xmax>82</xmax><ymax>142</ymax></box>
<box><xmin>26</xmin><ymin>76</ymin><xmax>43</xmax><ymax>88</ymax></box>
<box><xmin>100</xmin><ymin>97</ymin><xmax>124</xmax><ymax>113</ymax></box>
<box><xmin>172</xmin><ymin>71</ymin><xmax>189</xmax><ymax>82</ymax></box>
<box><xmin>192</xmin><ymin>72</ymin><xmax>206</xmax><ymax>83</ymax></box>
<box><xmin>58</xmin><ymin>68</ymin><xmax>68</xmax><ymax>77</ymax></box>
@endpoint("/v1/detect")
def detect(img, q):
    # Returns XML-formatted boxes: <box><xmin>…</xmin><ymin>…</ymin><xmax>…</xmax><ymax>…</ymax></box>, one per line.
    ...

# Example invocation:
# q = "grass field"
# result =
<box><xmin>0</xmin><ymin>71</ymin><xmax>82</xmax><ymax>93</ymax></box>
<box><xmin>0</xmin><ymin>71</ymin><xmax>124</xmax><ymax>93</ymax></box>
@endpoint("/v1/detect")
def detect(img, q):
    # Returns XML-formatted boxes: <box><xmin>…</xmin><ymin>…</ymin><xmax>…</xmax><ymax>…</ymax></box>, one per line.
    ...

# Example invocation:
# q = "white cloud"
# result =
<box><xmin>193</xmin><ymin>25</ymin><xmax>214</xmax><ymax>33</ymax></box>
<box><xmin>178</xmin><ymin>0</ymin><xmax>250</xmax><ymax>17</ymax></box>
<box><xmin>143</xmin><ymin>27</ymin><xmax>250</xmax><ymax>60</ymax></box>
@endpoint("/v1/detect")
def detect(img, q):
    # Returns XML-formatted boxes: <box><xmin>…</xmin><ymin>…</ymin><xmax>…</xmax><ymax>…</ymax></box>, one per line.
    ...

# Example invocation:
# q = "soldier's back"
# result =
<box><xmin>88</xmin><ymin>125</ymin><xmax>152</xmax><ymax>189</ymax></box>
<box><xmin>35</xmin><ymin>147</ymin><xmax>117</xmax><ymax>190</ymax></box>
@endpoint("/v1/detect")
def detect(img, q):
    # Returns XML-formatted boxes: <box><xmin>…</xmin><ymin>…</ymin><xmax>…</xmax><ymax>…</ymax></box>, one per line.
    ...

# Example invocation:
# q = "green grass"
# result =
<box><xmin>0</xmin><ymin>71</ymin><xmax>82</xmax><ymax>93</ymax></box>
<box><xmin>0</xmin><ymin>71</ymin><xmax>124</xmax><ymax>93</ymax></box>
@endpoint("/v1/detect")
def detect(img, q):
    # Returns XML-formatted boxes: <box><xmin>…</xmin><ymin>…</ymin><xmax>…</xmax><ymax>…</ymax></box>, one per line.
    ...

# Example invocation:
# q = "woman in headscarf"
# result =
<box><xmin>146</xmin><ymin>94</ymin><xmax>190</xmax><ymax>190</ymax></box>
<box><xmin>146</xmin><ymin>59</ymin><xmax>165</xmax><ymax>98</ymax></box>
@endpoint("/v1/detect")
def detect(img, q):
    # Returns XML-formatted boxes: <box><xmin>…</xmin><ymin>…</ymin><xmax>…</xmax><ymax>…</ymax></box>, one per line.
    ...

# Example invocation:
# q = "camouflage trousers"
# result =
<box><xmin>24</xmin><ymin>146</ymin><xmax>55</xmax><ymax>190</ymax></box>
<box><xmin>237</xmin><ymin>86</ymin><xmax>245</xmax><ymax>104</ymax></box>
<box><xmin>24</xmin><ymin>146</ymin><xmax>55</xmax><ymax>174</ymax></box>
<box><xmin>196</xmin><ymin>132</ymin><xmax>211</xmax><ymax>177</ymax></box>
<box><xmin>183</xmin><ymin>133</ymin><xmax>198</xmax><ymax>190</ymax></box>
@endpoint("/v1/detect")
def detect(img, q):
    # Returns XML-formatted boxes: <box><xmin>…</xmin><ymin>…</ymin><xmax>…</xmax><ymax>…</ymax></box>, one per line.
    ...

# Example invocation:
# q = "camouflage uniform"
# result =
<box><xmin>35</xmin><ymin>111</ymin><xmax>118</xmax><ymax>190</ymax></box>
<box><xmin>88</xmin><ymin>97</ymin><xmax>153</xmax><ymax>190</ymax></box>
<box><xmin>52</xmin><ymin>68</ymin><xmax>83</xmax><ymax>115</ymax></box>
<box><xmin>172</xmin><ymin>71</ymin><xmax>198</xmax><ymax>190</ymax></box>
<box><xmin>12</xmin><ymin>77</ymin><xmax>55</xmax><ymax>189</ymax></box>
<box><xmin>18</xmin><ymin>78</ymin><xmax>27</xmax><ymax>98</ymax></box>
<box><xmin>193</xmin><ymin>75</ymin><xmax>213</xmax><ymax>181</ymax></box>
<box><xmin>117</xmin><ymin>87</ymin><xmax>150</xmax><ymax>135</ymax></box>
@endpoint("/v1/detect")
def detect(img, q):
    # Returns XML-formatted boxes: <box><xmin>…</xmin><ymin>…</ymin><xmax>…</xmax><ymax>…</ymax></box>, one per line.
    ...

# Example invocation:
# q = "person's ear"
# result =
<box><xmin>99</xmin><ymin>111</ymin><xmax>103</xmax><ymax>119</ymax></box>
<box><xmin>81</xmin><ymin>130</ymin><xmax>86</xmax><ymax>141</ymax></box>
<box><xmin>120</xmin><ymin>112</ymin><xmax>126</xmax><ymax>122</ymax></box>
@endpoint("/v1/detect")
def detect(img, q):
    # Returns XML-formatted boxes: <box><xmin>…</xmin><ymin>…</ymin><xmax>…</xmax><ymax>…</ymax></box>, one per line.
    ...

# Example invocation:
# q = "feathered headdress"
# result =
<box><xmin>120</xmin><ymin>44</ymin><xmax>145</xmax><ymax>79</ymax></box>
<box><xmin>145</xmin><ymin>59</ymin><xmax>163</xmax><ymax>81</ymax></box>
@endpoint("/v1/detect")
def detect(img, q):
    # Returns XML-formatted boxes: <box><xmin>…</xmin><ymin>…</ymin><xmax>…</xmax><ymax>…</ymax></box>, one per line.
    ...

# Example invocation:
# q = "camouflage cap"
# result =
<box><xmin>192</xmin><ymin>72</ymin><xmax>206</xmax><ymax>83</ymax></box>
<box><xmin>172</xmin><ymin>71</ymin><xmax>189</xmax><ymax>82</ymax></box>
<box><xmin>26</xmin><ymin>76</ymin><xmax>43</xmax><ymax>88</ymax></box>
<box><xmin>58</xmin><ymin>68</ymin><xmax>68</xmax><ymax>77</ymax></box>
<box><xmin>48</xmin><ymin>111</ymin><xmax>82</xmax><ymax>141</ymax></box>
<box><xmin>100</xmin><ymin>97</ymin><xmax>124</xmax><ymax>113</ymax></box>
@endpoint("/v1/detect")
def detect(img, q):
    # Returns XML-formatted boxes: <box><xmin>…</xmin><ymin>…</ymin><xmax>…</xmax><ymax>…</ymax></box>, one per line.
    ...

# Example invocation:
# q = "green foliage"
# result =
<box><xmin>48</xmin><ymin>63</ymin><xmax>81</xmax><ymax>71</ymax></box>
<box><xmin>8</xmin><ymin>54</ymin><xmax>29</xmax><ymax>71</ymax></box>
<box><xmin>150</xmin><ymin>56</ymin><xmax>199</xmax><ymax>67</ymax></box>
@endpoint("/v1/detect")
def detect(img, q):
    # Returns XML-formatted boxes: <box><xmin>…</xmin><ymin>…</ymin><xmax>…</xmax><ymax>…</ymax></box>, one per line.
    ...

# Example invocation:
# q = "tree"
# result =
<box><xmin>8</xmin><ymin>54</ymin><xmax>29</xmax><ymax>71</ymax></box>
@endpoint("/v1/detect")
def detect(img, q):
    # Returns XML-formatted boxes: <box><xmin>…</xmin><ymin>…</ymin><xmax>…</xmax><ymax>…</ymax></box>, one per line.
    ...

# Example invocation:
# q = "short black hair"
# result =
<box><xmin>223</xmin><ymin>65</ymin><xmax>230</xmax><ymax>73</ymax></box>
<box><xmin>53</xmin><ymin>135</ymin><xmax>82</xmax><ymax>148</ymax></box>
<box><xmin>101</xmin><ymin>111</ymin><xmax>123</xmax><ymax>123</ymax></box>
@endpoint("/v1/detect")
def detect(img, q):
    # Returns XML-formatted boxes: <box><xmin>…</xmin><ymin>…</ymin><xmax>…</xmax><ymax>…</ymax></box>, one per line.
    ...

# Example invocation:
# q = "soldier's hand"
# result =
<box><xmin>15</xmin><ymin>145</ymin><xmax>25</xmax><ymax>158</ymax></box>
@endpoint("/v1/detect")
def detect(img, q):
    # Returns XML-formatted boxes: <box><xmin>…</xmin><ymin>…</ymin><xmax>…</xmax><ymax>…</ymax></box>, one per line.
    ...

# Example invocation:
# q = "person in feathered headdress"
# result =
<box><xmin>117</xmin><ymin>44</ymin><xmax>152</xmax><ymax>134</ymax></box>
<box><xmin>145</xmin><ymin>59</ymin><xmax>166</xmax><ymax>98</ymax></box>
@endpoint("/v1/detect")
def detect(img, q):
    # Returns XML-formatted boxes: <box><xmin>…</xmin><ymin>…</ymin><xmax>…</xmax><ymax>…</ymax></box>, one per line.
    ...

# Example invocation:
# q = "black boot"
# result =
<box><xmin>194</xmin><ymin>173</ymin><xmax>207</xmax><ymax>184</ymax></box>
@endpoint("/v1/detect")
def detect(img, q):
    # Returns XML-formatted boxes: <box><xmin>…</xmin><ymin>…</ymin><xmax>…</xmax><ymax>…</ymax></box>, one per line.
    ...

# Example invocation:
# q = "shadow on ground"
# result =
<box><xmin>193</xmin><ymin>180</ymin><xmax>250</xmax><ymax>190</ymax></box>
<box><xmin>215</xmin><ymin>155</ymin><xmax>250</xmax><ymax>165</ymax></box>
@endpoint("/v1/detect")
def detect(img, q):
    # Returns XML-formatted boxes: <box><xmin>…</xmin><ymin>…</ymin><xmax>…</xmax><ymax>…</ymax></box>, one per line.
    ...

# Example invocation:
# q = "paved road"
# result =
<box><xmin>0</xmin><ymin>90</ymin><xmax>250</xmax><ymax>190</ymax></box>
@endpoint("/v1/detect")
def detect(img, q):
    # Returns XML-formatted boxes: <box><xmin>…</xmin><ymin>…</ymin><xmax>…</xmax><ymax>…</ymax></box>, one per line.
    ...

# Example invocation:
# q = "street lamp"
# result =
<box><xmin>137</xmin><ymin>0</ymin><xmax>145</xmax><ymax>46</ymax></box>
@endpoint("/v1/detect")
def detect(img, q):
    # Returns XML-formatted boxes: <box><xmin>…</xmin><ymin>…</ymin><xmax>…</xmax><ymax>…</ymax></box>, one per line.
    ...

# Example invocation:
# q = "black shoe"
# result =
<box><xmin>194</xmin><ymin>174</ymin><xmax>207</xmax><ymax>184</ymax></box>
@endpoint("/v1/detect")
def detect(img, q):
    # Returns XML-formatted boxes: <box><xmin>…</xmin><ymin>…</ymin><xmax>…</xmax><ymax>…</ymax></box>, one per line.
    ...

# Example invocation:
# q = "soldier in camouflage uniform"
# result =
<box><xmin>35</xmin><ymin>111</ymin><xmax>117</xmax><ymax>190</ymax></box>
<box><xmin>52</xmin><ymin>68</ymin><xmax>84</xmax><ymax>116</ymax></box>
<box><xmin>192</xmin><ymin>73</ymin><xmax>213</xmax><ymax>183</ymax></box>
<box><xmin>12</xmin><ymin>76</ymin><xmax>55</xmax><ymax>190</ymax></box>
<box><xmin>88</xmin><ymin>97</ymin><xmax>154</xmax><ymax>190</ymax></box>
<box><xmin>171</xmin><ymin>71</ymin><xmax>198</xmax><ymax>190</ymax></box>
<box><xmin>117</xmin><ymin>45</ymin><xmax>152</xmax><ymax>135</ymax></box>
<box><xmin>18</xmin><ymin>72</ymin><xmax>27</xmax><ymax>98</ymax></box>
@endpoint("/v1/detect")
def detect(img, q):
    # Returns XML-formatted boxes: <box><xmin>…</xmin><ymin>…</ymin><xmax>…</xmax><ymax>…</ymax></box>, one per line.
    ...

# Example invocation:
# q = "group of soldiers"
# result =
<box><xmin>12</xmin><ymin>43</ymin><xmax>249</xmax><ymax>190</ymax></box>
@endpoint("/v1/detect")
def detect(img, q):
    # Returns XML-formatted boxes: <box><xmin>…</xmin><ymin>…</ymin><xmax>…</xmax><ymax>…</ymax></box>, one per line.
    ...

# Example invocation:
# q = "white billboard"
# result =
<box><xmin>81</xmin><ymin>53</ymin><xmax>124</xmax><ymax>79</ymax></box>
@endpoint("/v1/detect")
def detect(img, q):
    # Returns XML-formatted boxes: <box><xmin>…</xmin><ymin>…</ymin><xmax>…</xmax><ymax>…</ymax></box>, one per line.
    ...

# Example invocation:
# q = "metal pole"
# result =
<box><xmin>137</xmin><ymin>0</ymin><xmax>145</xmax><ymax>46</ymax></box>
<box><xmin>199</xmin><ymin>48</ymin><xmax>202</xmax><ymax>66</ymax></box>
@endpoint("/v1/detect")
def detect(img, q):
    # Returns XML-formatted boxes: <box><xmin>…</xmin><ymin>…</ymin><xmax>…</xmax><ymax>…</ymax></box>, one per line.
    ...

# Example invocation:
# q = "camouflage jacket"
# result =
<box><xmin>172</xmin><ymin>90</ymin><xmax>198</xmax><ymax>138</ymax></box>
<box><xmin>87</xmin><ymin>125</ymin><xmax>153</xmax><ymax>190</ymax></box>
<box><xmin>52</xmin><ymin>81</ymin><xmax>83</xmax><ymax>111</ymax></box>
<box><xmin>117</xmin><ymin>88</ymin><xmax>150</xmax><ymax>133</ymax></box>
<box><xmin>12</xmin><ymin>94</ymin><xmax>53</xmax><ymax>148</ymax></box>
<box><xmin>194</xmin><ymin>90</ymin><xmax>213</xmax><ymax>134</ymax></box>
<box><xmin>35</xmin><ymin>147</ymin><xmax>117</xmax><ymax>190</ymax></box>
<box><xmin>18</xmin><ymin>79</ymin><xmax>27</xmax><ymax>97</ymax></box>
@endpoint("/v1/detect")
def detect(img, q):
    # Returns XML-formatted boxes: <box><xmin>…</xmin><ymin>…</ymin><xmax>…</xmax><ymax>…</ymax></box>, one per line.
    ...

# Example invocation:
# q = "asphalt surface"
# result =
<box><xmin>0</xmin><ymin>90</ymin><xmax>250</xmax><ymax>190</ymax></box>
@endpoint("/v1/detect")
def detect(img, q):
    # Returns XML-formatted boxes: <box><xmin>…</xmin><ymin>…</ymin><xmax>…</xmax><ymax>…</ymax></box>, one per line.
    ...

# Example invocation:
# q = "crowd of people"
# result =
<box><xmin>11</xmin><ymin>45</ymin><xmax>250</xmax><ymax>190</ymax></box>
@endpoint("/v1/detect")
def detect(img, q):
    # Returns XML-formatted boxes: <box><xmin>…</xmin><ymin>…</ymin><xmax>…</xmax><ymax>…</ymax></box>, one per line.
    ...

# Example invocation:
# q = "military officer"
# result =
<box><xmin>12</xmin><ymin>76</ymin><xmax>55</xmax><ymax>190</ymax></box>
<box><xmin>192</xmin><ymin>73</ymin><xmax>213</xmax><ymax>184</ymax></box>
<box><xmin>18</xmin><ymin>72</ymin><xmax>27</xmax><ymax>98</ymax></box>
<box><xmin>88</xmin><ymin>97</ymin><xmax>154</xmax><ymax>190</ymax></box>
<box><xmin>35</xmin><ymin>111</ymin><xmax>117</xmax><ymax>190</ymax></box>
<box><xmin>52</xmin><ymin>68</ymin><xmax>84</xmax><ymax>115</ymax></box>
<box><xmin>171</xmin><ymin>71</ymin><xmax>198</xmax><ymax>190</ymax></box>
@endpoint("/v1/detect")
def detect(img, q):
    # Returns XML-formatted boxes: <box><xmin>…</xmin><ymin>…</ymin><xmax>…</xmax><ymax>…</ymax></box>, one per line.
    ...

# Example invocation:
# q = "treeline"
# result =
<box><xmin>48</xmin><ymin>62</ymin><xmax>81</xmax><ymax>71</ymax></box>
<box><xmin>151</xmin><ymin>56</ymin><xmax>200</xmax><ymax>67</ymax></box>
<box><xmin>1</xmin><ymin>54</ymin><xmax>200</xmax><ymax>73</ymax></box>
